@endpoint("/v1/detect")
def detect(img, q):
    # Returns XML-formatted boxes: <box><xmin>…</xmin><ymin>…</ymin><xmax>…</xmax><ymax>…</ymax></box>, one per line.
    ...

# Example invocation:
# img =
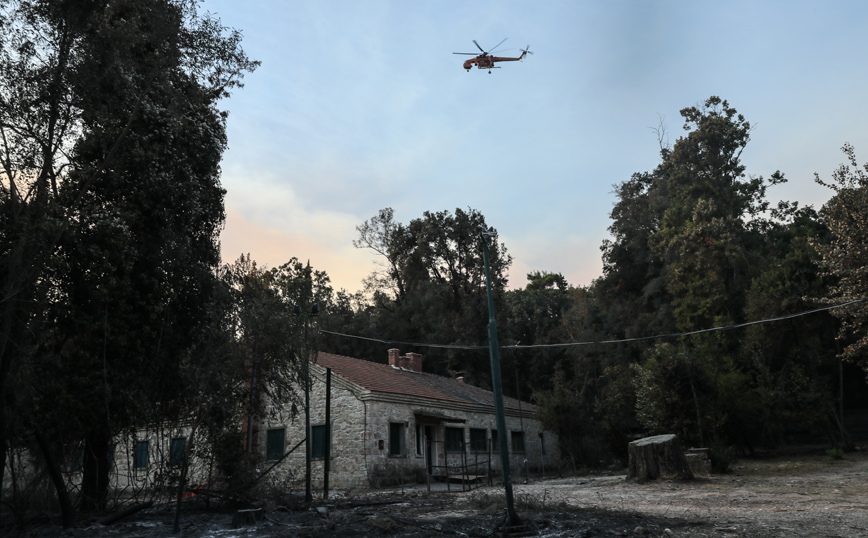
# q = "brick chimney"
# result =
<box><xmin>406</xmin><ymin>352</ymin><xmax>423</xmax><ymax>372</ymax></box>
<box><xmin>388</xmin><ymin>348</ymin><xmax>400</xmax><ymax>367</ymax></box>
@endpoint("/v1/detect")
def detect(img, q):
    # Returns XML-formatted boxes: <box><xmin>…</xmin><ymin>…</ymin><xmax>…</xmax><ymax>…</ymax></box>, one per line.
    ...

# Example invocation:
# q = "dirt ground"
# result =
<box><xmin>4</xmin><ymin>447</ymin><xmax>868</xmax><ymax>537</ymax></box>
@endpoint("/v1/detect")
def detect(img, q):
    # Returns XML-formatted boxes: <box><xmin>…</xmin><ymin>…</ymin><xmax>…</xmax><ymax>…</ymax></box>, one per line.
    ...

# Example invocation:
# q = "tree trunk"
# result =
<box><xmin>81</xmin><ymin>430</ymin><xmax>111</xmax><ymax>512</ymax></box>
<box><xmin>173</xmin><ymin>429</ymin><xmax>195</xmax><ymax>534</ymax></box>
<box><xmin>627</xmin><ymin>434</ymin><xmax>694</xmax><ymax>482</ymax></box>
<box><xmin>34</xmin><ymin>431</ymin><xmax>74</xmax><ymax>528</ymax></box>
<box><xmin>231</xmin><ymin>508</ymin><xmax>263</xmax><ymax>528</ymax></box>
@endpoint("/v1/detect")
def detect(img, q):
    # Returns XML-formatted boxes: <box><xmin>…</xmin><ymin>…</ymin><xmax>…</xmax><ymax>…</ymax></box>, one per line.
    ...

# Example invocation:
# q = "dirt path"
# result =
<box><xmin>496</xmin><ymin>450</ymin><xmax>868</xmax><ymax>537</ymax></box>
<box><xmin>4</xmin><ymin>449</ymin><xmax>867</xmax><ymax>537</ymax></box>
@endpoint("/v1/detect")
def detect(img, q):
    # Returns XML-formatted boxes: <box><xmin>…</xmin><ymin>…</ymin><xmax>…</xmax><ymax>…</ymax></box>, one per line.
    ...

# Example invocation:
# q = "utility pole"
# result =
<box><xmin>293</xmin><ymin>302</ymin><xmax>319</xmax><ymax>503</ymax></box>
<box><xmin>481</xmin><ymin>232</ymin><xmax>521</xmax><ymax>527</ymax></box>
<box><xmin>324</xmin><ymin>367</ymin><xmax>331</xmax><ymax>500</ymax></box>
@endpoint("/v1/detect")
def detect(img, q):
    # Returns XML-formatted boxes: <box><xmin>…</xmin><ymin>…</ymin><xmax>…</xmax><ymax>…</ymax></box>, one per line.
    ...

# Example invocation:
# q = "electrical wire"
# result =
<box><xmin>319</xmin><ymin>298</ymin><xmax>867</xmax><ymax>351</ymax></box>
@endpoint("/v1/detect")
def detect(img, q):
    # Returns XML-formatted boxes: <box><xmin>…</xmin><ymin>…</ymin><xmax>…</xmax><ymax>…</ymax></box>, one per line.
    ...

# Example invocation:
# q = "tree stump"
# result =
<box><xmin>231</xmin><ymin>508</ymin><xmax>263</xmax><ymax>528</ymax></box>
<box><xmin>626</xmin><ymin>434</ymin><xmax>694</xmax><ymax>482</ymax></box>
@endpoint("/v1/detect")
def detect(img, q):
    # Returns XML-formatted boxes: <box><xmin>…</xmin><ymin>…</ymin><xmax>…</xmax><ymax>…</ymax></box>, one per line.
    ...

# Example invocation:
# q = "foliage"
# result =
<box><xmin>593</xmin><ymin>364</ymin><xmax>640</xmax><ymax>461</ymax></box>
<box><xmin>709</xmin><ymin>446</ymin><xmax>735</xmax><ymax>474</ymax></box>
<box><xmin>826</xmin><ymin>447</ymin><xmax>844</xmax><ymax>460</ymax></box>
<box><xmin>354</xmin><ymin>207</ymin><xmax>511</xmax><ymax>383</ymax></box>
<box><xmin>633</xmin><ymin>343</ymin><xmax>701</xmax><ymax>442</ymax></box>
<box><xmin>504</xmin><ymin>271</ymin><xmax>576</xmax><ymax>394</ymax></box>
<box><xmin>813</xmin><ymin>143</ymin><xmax>868</xmax><ymax>365</ymax></box>
<box><xmin>533</xmin><ymin>369</ymin><xmax>603</xmax><ymax>471</ymax></box>
<box><xmin>533</xmin><ymin>97</ymin><xmax>845</xmax><ymax>463</ymax></box>
<box><xmin>0</xmin><ymin>0</ymin><xmax>257</xmax><ymax>518</ymax></box>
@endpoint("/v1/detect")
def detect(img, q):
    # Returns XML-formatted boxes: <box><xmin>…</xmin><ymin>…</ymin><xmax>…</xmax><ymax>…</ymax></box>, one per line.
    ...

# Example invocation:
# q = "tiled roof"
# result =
<box><xmin>314</xmin><ymin>352</ymin><xmax>534</xmax><ymax>413</ymax></box>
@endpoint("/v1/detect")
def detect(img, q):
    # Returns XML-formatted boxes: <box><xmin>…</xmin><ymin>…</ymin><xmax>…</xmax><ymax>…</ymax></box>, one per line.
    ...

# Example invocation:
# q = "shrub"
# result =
<box><xmin>827</xmin><ymin>447</ymin><xmax>844</xmax><ymax>461</ymax></box>
<box><xmin>709</xmin><ymin>446</ymin><xmax>735</xmax><ymax>474</ymax></box>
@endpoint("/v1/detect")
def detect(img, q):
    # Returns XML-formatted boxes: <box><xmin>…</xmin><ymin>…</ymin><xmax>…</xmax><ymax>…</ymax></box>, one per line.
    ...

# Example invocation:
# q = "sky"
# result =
<box><xmin>207</xmin><ymin>0</ymin><xmax>868</xmax><ymax>293</ymax></box>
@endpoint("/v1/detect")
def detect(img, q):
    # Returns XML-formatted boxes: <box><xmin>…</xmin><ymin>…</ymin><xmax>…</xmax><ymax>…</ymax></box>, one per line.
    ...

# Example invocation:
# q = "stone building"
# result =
<box><xmin>2</xmin><ymin>349</ymin><xmax>556</xmax><ymax>498</ymax></box>
<box><xmin>256</xmin><ymin>349</ymin><xmax>558</xmax><ymax>489</ymax></box>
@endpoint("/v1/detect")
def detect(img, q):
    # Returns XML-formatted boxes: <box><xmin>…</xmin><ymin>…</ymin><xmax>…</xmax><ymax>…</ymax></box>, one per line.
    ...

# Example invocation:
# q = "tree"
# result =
<box><xmin>740</xmin><ymin>204</ymin><xmax>841</xmax><ymax>448</ymax></box>
<box><xmin>164</xmin><ymin>255</ymin><xmax>328</xmax><ymax>532</ymax></box>
<box><xmin>354</xmin><ymin>207</ymin><xmax>511</xmax><ymax>384</ymax></box>
<box><xmin>571</xmin><ymin>97</ymin><xmax>845</xmax><ymax>456</ymax></box>
<box><xmin>505</xmin><ymin>271</ymin><xmax>579</xmax><ymax>395</ymax></box>
<box><xmin>814</xmin><ymin>143</ymin><xmax>868</xmax><ymax>364</ymax></box>
<box><xmin>598</xmin><ymin>167</ymin><xmax>674</xmax><ymax>344</ymax></box>
<box><xmin>0</xmin><ymin>0</ymin><xmax>257</xmax><ymax>517</ymax></box>
<box><xmin>651</xmin><ymin>96</ymin><xmax>781</xmax><ymax>332</ymax></box>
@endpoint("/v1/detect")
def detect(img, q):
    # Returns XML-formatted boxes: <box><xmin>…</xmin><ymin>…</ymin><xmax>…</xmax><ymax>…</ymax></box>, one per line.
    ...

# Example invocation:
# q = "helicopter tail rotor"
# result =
<box><xmin>521</xmin><ymin>45</ymin><xmax>533</xmax><ymax>60</ymax></box>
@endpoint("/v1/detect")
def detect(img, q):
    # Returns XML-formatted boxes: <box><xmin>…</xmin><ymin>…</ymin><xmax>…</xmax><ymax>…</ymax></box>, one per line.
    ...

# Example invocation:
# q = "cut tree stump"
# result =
<box><xmin>231</xmin><ymin>508</ymin><xmax>263</xmax><ymax>528</ymax></box>
<box><xmin>626</xmin><ymin>434</ymin><xmax>694</xmax><ymax>482</ymax></box>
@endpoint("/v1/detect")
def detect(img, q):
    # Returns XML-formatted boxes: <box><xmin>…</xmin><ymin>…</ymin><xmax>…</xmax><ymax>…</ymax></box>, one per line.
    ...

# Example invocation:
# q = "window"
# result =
<box><xmin>170</xmin><ymin>438</ymin><xmax>186</xmax><ymax>467</ymax></box>
<box><xmin>134</xmin><ymin>441</ymin><xmax>149</xmax><ymax>469</ymax></box>
<box><xmin>539</xmin><ymin>432</ymin><xmax>545</xmax><ymax>455</ymax></box>
<box><xmin>511</xmin><ymin>431</ymin><xmax>525</xmax><ymax>453</ymax></box>
<box><xmin>389</xmin><ymin>422</ymin><xmax>405</xmax><ymax>456</ymax></box>
<box><xmin>491</xmin><ymin>429</ymin><xmax>499</xmax><ymax>453</ymax></box>
<box><xmin>266</xmin><ymin>429</ymin><xmax>285</xmax><ymax>461</ymax></box>
<box><xmin>311</xmin><ymin>424</ymin><xmax>328</xmax><ymax>458</ymax></box>
<box><xmin>470</xmin><ymin>428</ymin><xmax>487</xmax><ymax>453</ymax></box>
<box><xmin>415</xmin><ymin>424</ymin><xmax>422</xmax><ymax>456</ymax></box>
<box><xmin>445</xmin><ymin>427</ymin><xmax>464</xmax><ymax>452</ymax></box>
<box><xmin>70</xmin><ymin>447</ymin><xmax>84</xmax><ymax>473</ymax></box>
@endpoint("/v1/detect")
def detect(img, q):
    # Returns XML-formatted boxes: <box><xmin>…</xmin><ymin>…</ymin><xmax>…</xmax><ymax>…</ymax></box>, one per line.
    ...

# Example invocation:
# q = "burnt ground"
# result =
<box><xmin>4</xmin><ymin>447</ymin><xmax>868</xmax><ymax>537</ymax></box>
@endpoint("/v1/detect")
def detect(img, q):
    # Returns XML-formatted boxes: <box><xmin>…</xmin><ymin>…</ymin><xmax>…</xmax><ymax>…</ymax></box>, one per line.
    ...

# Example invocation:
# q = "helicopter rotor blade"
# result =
<box><xmin>488</xmin><ymin>37</ymin><xmax>508</xmax><ymax>53</ymax></box>
<box><xmin>453</xmin><ymin>52</ymin><xmax>477</xmax><ymax>55</ymax></box>
<box><xmin>473</xmin><ymin>40</ymin><xmax>485</xmax><ymax>53</ymax></box>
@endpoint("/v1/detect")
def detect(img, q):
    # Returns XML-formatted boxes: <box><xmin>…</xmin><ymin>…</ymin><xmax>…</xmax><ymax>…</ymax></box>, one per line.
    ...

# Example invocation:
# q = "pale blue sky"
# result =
<box><xmin>210</xmin><ymin>0</ymin><xmax>868</xmax><ymax>292</ymax></box>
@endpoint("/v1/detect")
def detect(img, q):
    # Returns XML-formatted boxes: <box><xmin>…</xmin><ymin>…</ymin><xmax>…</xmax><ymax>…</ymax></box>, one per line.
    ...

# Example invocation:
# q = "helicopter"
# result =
<box><xmin>453</xmin><ymin>38</ymin><xmax>532</xmax><ymax>73</ymax></box>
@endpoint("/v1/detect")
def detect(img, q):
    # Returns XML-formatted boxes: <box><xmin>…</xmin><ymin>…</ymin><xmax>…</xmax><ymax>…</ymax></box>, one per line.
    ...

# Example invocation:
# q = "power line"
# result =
<box><xmin>319</xmin><ymin>298</ymin><xmax>866</xmax><ymax>351</ymax></box>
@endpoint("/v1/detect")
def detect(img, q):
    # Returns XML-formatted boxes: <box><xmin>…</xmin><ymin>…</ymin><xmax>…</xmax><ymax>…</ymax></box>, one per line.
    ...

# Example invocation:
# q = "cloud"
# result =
<box><xmin>220</xmin><ymin>205</ymin><xmax>375</xmax><ymax>293</ymax></box>
<box><xmin>503</xmin><ymin>232</ymin><xmax>603</xmax><ymax>290</ymax></box>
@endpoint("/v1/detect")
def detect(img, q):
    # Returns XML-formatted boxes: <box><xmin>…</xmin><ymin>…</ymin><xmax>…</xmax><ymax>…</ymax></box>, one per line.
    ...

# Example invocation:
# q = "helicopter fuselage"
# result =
<box><xmin>462</xmin><ymin>51</ymin><xmax>527</xmax><ymax>72</ymax></box>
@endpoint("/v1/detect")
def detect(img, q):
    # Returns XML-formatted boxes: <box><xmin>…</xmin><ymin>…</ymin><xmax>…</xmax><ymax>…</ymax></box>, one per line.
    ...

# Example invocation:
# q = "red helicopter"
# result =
<box><xmin>454</xmin><ymin>38</ymin><xmax>532</xmax><ymax>73</ymax></box>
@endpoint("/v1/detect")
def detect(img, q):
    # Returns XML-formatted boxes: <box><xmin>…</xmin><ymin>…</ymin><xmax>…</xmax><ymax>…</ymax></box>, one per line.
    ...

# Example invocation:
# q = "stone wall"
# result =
<box><xmin>258</xmin><ymin>365</ymin><xmax>560</xmax><ymax>491</ymax></box>
<box><xmin>258</xmin><ymin>367</ymin><xmax>370</xmax><ymax>491</ymax></box>
<box><xmin>362</xmin><ymin>400</ymin><xmax>557</xmax><ymax>487</ymax></box>
<box><xmin>3</xmin><ymin>368</ymin><xmax>560</xmax><ymax>499</ymax></box>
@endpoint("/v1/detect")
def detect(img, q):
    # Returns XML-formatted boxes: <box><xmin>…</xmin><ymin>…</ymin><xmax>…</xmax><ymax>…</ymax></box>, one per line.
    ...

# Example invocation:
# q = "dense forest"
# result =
<box><xmin>3</xmin><ymin>0</ymin><xmax>868</xmax><ymax>528</ymax></box>
<box><xmin>323</xmin><ymin>97</ymin><xmax>868</xmax><ymax>471</ymax></box>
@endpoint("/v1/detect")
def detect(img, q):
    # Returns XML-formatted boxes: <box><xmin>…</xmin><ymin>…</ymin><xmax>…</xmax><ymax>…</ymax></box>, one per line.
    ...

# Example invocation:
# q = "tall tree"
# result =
<box><xmin>505</xmin><ymin>271</ymin><xmax>576</xmax><ymax>393</ymax></box>
<box><xmin>597</xmin><ymin>165</ymin><xmax>673</xmax><ymax>357</ymax></box>
<box><xmin>651</xmin><ymin>97</ymin><xmax>781</xmax><ymax>331</ymax></box>
<box><xmin>814</xmin><ymin>143</ymin><xmax>868</xmax><ymax>365</ymax></box>
<box><xmin>571</xmin><ymin>97</ymin><xmax>842</xmax><ymax>455</ymax></box>
<box><xmin>0</xmin><ymin>0</ymin><xmax>257</xmax><ymax>515</ymax></box>
<box><xmin>354</xmin><ymin>207</ymin><xmax>511</xmax><ymax>384</ymax></box>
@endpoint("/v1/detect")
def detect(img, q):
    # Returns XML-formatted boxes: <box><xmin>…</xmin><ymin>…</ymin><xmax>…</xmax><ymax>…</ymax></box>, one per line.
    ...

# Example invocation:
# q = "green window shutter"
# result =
<box><xmin>389</xmin><ymin>423</ymin><xmax>404</xmax><ymax>455</ymax></box>
<box><xmin>134</xmin><ymin>441</ymin><xmax>149</xmax><ymax>468</ymax></box>
<box><xmin>170</xmin><ymin>438</ymin><xmax>186</xmax><ymax>467</ymax></box>
<box><xmin>311</xmin><ymin>425</ymin><xmax>327</xmax><ymax>458</ymax></box>
<box><xmin>511</xmin><ymin>431</ymin><xmax>525</xmax><ymax>453</ymax></box>
<box><xmin>445</xmin><ymin>427</ymin><xmax>464</xmax><ymax>452</ymax></box>
<box><xmin>266</xmin><ymin>429</ymin><xmax>285</xmax><ymax>461</ymax></box>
